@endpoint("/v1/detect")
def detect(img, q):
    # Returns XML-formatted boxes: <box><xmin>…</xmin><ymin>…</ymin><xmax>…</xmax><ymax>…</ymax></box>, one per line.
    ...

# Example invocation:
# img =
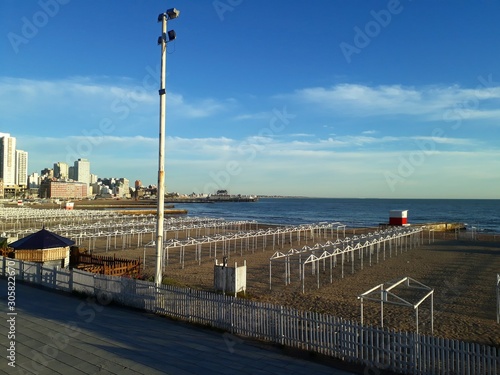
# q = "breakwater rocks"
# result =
<box><xmin>117</xmin><ymin>209</ymin><xmax>188</xmax><ymax>215</ymax></box>
<box><xmin>419</xmin><ymin>222</ymin><xmax>466</xmax><ymax>231</ymax></box>
<box><xmin>379</xmin><ymin>222</ymin><xmax>466</xmax><ymax>231</ymax></box>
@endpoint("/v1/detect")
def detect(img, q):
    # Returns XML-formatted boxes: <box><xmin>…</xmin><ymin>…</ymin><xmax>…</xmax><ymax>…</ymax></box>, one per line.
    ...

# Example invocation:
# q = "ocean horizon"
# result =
<box><xmin>172</xmin><ymin>197</ymin><xmax>500</xmax><ymax>234</ymax></box>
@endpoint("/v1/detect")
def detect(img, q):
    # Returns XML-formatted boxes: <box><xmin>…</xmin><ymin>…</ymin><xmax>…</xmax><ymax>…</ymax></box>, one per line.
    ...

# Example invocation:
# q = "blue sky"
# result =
<box><xmin>1</xmin><ymin>1</ymin><xmax>500</xmax><ymax>198</ymax></box>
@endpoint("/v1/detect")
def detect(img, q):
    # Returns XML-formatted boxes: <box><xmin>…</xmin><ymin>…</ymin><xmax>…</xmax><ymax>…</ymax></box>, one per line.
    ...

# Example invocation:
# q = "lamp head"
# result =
<box><xmin>167</xmin><ymin>30</ymin><xmax>176</xmax><ymax>42</ymax></box>
<box><xmin>166</xmin><ymin>8</ymin><xmax>180</xmax><ymax>19</ymax></box>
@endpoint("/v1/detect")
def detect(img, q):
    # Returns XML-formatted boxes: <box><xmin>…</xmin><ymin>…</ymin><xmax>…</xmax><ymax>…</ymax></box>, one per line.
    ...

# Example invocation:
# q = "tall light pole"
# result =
<box><xmin>155</xmin><ymin>8</ymin><xmax>180</xmax><ymax>287</ymax></box>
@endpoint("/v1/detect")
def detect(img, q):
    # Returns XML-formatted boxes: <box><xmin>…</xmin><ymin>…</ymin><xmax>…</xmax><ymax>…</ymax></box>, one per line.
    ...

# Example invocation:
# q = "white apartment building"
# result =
<box><xmin>74</xmin><ymin>158</ymin><xmax>91</xmax><ymax>185</ymax></box>
<box><xmin>0</xmin><ymin>133</ymin><xmax>16</xmax><ymax>186</ymax></box>
<box><xmin>15</xmin><ymin>149</ymin><xmax>28</xmax><ymax>187</ymax></box>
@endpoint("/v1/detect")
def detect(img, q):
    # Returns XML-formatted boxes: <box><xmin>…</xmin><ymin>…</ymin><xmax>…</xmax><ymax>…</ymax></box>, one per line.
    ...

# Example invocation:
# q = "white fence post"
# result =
<box><xmin>497</xmin><ymin>273</ymin><xmax>499</xmax><ymax>324</ymax></box>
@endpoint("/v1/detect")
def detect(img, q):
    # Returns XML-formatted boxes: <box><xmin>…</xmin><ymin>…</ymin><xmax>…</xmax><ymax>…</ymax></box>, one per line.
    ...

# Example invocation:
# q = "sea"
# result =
<box><xmin>172</xmin><ymin>198</ymin><xmax>500</xmax><ymax>234</ymax></box>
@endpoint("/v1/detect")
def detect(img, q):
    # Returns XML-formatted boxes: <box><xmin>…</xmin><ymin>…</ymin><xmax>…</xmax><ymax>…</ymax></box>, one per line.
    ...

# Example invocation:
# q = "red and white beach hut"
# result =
<box><xmin>389</xmin><ymin>210</ymin><xmax>408</xmax><ymax>226</ymax></box>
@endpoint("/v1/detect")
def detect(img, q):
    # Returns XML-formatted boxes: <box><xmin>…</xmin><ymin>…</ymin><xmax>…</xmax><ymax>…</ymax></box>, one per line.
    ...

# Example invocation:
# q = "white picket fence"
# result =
<box><xmin>1</xmin><ymin>256</ymin><xmax>498</xmax><ymax>375</ymax></box>
<box><xmin>497</xmin><ymin>274</ymin><xmax>500</xmax><ymax>324</ymax></box>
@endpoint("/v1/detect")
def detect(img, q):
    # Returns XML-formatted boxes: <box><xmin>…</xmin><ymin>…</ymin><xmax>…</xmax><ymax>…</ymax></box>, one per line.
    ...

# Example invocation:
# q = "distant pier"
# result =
<box><xmin>166</xmin><ymin>195</ymin><xmax>258</xmax><ymax>203</ymax></box>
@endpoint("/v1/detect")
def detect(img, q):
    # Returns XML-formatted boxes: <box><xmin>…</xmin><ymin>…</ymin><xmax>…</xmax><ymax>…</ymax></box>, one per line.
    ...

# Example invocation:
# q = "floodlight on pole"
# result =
<box><xmin>167</xmin><ymin>30</ymin><xmax>176</xmax><ymax>42</ymax></box>
<box><xmin>155</xmin><ymin>8</ymin><xmax>179</xmax><ymax>288</ymax></box>
<box><xmin>166</xmin><ymin>8</ymin><xmax>180</xmax><ymax>19</ymax></box>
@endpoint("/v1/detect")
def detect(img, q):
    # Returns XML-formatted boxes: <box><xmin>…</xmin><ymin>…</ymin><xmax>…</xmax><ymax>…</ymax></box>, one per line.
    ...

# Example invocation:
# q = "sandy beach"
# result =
<box><xmin>86</xmin><ymin>223</ymin><xmax>500</xmax><ymax>348</ymax></box>
<box><xmin>6</xmin><ymin>200</ymin><xmax>499</xmax><ymax>347</ymax></box>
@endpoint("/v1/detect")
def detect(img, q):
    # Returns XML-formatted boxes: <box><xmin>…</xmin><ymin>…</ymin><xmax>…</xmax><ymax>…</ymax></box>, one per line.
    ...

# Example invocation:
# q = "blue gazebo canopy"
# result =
<box><xmin>9</xmin><ymin>228</ymin><xmax>75</xmax><ymax>250</ymax></box>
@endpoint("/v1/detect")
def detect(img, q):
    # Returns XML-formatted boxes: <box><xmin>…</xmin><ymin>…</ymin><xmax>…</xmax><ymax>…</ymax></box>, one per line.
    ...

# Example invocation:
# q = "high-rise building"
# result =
<box><xmin>74</xmin><ymin>158</ymin><xmax>90</xmax><ymax>185</ymax></box>
<box><xmin>0</xmin><ymin>133</ymin><xmax>16</xmax><ymax>186</ymax></box>
<box><xmin>28</xmin><ymin>172</ymin><xmax>40</xmax><ymax>188</ymax></box>
<box><xmin>54</xmin><ymin>162</ymin><xmax>69</xmax><ymax>179</ymax></box>
<box><xmin>15</xmin><ymin>150</ymin><xmax>28</xmax><ymax>187</ymax></box>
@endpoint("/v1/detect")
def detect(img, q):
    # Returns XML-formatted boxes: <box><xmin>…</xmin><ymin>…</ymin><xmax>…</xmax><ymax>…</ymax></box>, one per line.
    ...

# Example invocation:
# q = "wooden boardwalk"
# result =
<box><xmin>0</xmin><ymin>278</ymin><xmax>354</xmax><ymax>375</ymax></box>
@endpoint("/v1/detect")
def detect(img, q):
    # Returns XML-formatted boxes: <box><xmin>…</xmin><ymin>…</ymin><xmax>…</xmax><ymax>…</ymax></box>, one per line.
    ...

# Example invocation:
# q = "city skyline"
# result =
<box><xmin>5</xmin><ymin>133</ymin><xmax>194</xmax><ymax>191</ymax></box>
<box><xmin>2</xmin><ymin>1</ymin><xmax>500</xmax><ymax>198</ymax></box>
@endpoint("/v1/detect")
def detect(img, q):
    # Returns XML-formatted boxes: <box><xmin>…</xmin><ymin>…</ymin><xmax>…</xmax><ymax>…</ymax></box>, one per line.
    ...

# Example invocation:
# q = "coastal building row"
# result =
<box><xmin>0</xmin><ymin>133</ymin><xmax>132</xmax><ymax>200</ymax></box>
<box><xmin>28</xmin><ymin>158</ymin><xmax>95</xmax><ymax>199</ymax></box>
<box><xmin>37</xmin><ymin>159</ymin><xmax>92</xmax><ymax>184</ymax></box>
<box><xmin>35</xmin><ymin>177</ymin><xmax>130</xmax><ymax>200</ymax></box>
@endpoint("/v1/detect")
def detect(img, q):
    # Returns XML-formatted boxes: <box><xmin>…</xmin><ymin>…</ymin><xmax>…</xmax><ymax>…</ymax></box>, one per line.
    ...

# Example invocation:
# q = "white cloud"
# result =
<box><xmin>286</xmin><ymin>83</ymin><xmax>500</xmax><ymax>121</ymax></box>
<box><xmin>232</xmin><ymin>112</ymin><xmax>270</xmax><ymax>121</ymax></box>
<box><xmin>168</xmin><ymin>93</ymin><xmax>229</xmax><ymax>118</ymax></box>
<box><xmin>411</xmin><ymin>136</ymin><xmax>477</xmax><ymax>146</ymax></box>
<box><xmin>4</xmin><ymin>75</ymin><xmax>499</xmax><ymax>198</ymax></box>
<box><xmin>0</xmin><ymin>76</ymin><xmax>229</xmax><ymax>123</ymax></box>
<box><xmin>19</xmin><ymin>132</ymin><xmax>500</xmax><ymax>198</ymax></box>
<box><xmin>288</xmin><ymin>133</ymin><xmax>316</xmax><ymax>138</ymax></box>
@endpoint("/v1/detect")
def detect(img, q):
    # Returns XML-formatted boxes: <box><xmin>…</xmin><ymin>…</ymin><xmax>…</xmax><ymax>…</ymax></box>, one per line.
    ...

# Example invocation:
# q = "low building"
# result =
<box><xmin>39</xmin><ymin>180</ymin><xmax>89</xmax><ymax>199</ymax></box>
